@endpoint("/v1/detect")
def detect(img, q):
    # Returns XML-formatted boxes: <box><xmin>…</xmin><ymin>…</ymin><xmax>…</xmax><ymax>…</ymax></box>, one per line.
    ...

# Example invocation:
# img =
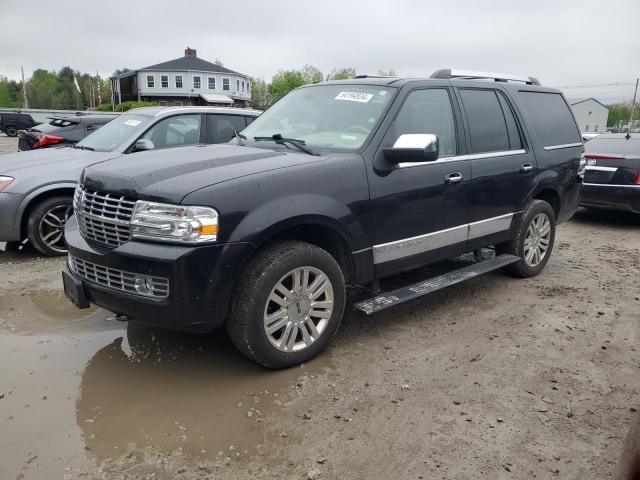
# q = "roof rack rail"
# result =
<box><xmin>430</xmin><ymin>69</ymin><xmax>540</xmax><ymax>86</ymax></box>
<box><xmin>354</xmin><ymin>74</ymin><xmax>397</xmax><ymax>79</ymax></box>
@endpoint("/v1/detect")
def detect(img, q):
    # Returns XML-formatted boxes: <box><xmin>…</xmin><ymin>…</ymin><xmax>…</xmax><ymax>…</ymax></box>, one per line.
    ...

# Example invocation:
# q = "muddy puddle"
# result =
<box><xmin>0</xmin><ymin>310</ymin><xmax>333</xmax><ymax>479</ymax></box>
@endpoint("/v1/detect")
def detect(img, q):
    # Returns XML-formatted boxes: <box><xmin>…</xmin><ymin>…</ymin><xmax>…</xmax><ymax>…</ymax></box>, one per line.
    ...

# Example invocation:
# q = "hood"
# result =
<box><xmin>0</xmin><ymin>147</ymin><xmax>120</xmax><ymax>194</ymax></box>
<box><xmin>81</xmin><ymin>144</ymin><xmax>323</xmax><ymax>204</ymax></box>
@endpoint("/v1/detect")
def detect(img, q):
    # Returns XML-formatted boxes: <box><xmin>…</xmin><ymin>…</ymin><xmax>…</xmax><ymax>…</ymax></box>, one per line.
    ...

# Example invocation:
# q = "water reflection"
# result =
<box><xmin>76</xmin><ymin>323</ymin><xmax>331</xmax><ymax>465</ymax></box>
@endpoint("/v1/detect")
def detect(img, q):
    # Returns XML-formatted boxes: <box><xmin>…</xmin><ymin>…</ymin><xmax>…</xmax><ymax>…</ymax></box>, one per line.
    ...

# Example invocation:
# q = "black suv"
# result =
<box><xmin>0</xmin><ymin>112</ymin><xmax>38</xmax><ymax>137</ymax></box>
<box><xmin>63</xmin><ymin>70</ymin><xmax>584</xmax><ymax>368</ymax></box>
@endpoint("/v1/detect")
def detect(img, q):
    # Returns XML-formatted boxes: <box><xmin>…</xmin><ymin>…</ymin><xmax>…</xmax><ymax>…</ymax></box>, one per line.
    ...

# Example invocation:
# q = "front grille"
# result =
<box><xmin>68</xmin><ymin>254</ymin><xmax>169</xmax><ymax>298</ymax></box>
<box><xmin>75</xmin><ymin>185</ymin><xmax>136</xmax><ymax>248</ymax></box>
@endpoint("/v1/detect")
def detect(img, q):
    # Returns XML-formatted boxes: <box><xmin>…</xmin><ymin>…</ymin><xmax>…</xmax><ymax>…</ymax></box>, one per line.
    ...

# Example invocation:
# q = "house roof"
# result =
<box><xmin>140</xmin><ymin>56</ymin><xmax>245</xmax><ymax>76</ymax></box>
<box><xmin>570</xmin><ymin>97</ymin><xmax>609</xmax><ymax>110</ymax></box>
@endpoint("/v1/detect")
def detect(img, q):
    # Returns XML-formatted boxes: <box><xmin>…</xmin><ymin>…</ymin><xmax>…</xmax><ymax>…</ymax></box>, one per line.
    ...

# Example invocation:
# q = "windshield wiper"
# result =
<box><xmin>233</xmin><ymin>129</ymin><xmax>246</xmax><ymax>146</ymax></box>
<box><xmin>253</xmin><ymin>133</ymin><xmax>319</xmax><ymax>156</ymax></box>
<box><xmin>71</xmin><ymin>144</ymin><xmax>95</xmax><ymax>151</ymax></box>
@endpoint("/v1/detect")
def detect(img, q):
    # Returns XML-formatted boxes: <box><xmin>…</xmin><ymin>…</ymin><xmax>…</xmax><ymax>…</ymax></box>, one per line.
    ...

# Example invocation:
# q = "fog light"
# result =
<box><xmin>134</xmin><ymin>275</ymin><xmax>154</xmax><ymax>296</ymax></box>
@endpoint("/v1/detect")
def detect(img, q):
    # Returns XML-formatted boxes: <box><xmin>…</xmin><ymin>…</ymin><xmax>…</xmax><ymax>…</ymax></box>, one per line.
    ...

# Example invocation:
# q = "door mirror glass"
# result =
<box><xmin>384</xmin><ymin>134</ymin><xmax>439</xmax><ymax>163</ymax></box>
<box><xmin>134</xmin><ymin>138</ymin><xmax>155</xmax><ymax>152</ymax></box>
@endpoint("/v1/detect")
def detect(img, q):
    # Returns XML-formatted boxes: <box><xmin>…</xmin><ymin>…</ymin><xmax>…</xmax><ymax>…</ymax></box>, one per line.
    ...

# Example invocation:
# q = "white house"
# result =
<box><xmin>570</xmin><ymin>98</ymin><xmax>609</xmax><ymax>133</ymax></box>
<box><xmin>111</xmin><ymin>48</ymin><xmax>251</xmax><ymax>107</ymax></box>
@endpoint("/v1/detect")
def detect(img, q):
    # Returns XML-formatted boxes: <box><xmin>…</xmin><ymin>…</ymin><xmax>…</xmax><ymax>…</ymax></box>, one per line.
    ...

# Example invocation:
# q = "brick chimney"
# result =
<box><xmin>185</xmin><ymin>47</ymin><xmax>197</xmax><ymax>58</ymax></box>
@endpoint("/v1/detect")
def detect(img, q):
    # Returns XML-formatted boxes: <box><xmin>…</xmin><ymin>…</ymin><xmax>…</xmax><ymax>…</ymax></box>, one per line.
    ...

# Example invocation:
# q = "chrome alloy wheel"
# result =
<box><xmin>524</xmin><ymin>212</ymin><xmax>551</xmax><ymax>267</ymax></box>
<box><xmin>38</xmin><ymin>205</ymin><xmax>73</xmax><ymax>253</ymax></box>
<box><xmin>263</xmin><ymin>266</ymin><xmax>334</xmax><ymax>353</ymax></box>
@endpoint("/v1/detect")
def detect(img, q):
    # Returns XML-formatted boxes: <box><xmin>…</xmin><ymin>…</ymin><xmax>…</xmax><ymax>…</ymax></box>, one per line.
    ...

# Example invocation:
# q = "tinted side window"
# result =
<box><xmin>392</xmin><ymin>89</ymin><xmax>457</xmax><ymax>157</ymax></box>
<box><xmin>518</xmin><ymin>91</ymin><xmax>581</xmax><ymax>147</ymax></box>
<box><xmin>459</xmin><ymin>89</ymin><xmax>510</xmax><ymax>154</ymax></box>
<box><xmin>208</xmin><ymin>115</ymin><xmax>247</xmax><ymax>143</ymax></box>
<box><xmin>142</xmin><ymin>115</ymin><xmax>202</xmax><ymax>149</ymax></box>
<box><xmin>245</xmin><ymin>116</ymin><xmax>256</xmax><ymax>127</ymax></box>
<box><xmin>496</xmin><ymin>92</ymin><xmax>523</xmax><ymax>150</ymax></box>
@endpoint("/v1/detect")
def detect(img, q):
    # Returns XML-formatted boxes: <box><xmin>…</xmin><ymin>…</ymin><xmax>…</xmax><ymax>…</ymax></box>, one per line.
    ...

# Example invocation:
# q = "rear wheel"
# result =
<box><xmin>5</xmin><ymin>125</ymin><xmax>18</xmax><ymax>137</ymax></box>
<box><xmin>497</xmin><ymin>199</ymin><xmax>556</xmax><ymax>277</ymax></box>
<box><xmin>227</xmin><ymin>240</ymin><xmax>345</xmax><ymax>369</ymax></box>
<box><xmin>27</xmin><ymin>196</ymin><xmax>73</xmax><ymax>256</ymax></box>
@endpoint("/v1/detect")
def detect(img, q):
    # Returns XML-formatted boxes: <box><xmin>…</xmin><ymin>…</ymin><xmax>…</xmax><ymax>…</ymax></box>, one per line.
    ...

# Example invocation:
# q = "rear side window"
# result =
<box><xmin>459</xmin><ymin>89</ymin><xmax>510</xmax><ymax>154</ymax></box>
<box><xmin>518</xmin><ymin>91</ymin><xmax>581</xmax><ymax>147</ymax></box>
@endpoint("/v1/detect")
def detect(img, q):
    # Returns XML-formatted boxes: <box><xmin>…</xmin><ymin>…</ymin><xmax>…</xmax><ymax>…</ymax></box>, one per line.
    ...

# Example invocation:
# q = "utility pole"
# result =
<box><xmin>629</xmin><ymin>77</ymin><xmax>639</xmax><ymax>133</ymax></box>
<box><xmin>21</xmin><ymin>67</ymin><xmax>28</xmax><ymax>109</ymax></box>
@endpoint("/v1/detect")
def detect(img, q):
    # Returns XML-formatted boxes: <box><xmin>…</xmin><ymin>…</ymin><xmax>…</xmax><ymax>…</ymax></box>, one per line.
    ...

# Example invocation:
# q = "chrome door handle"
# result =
<box><xmin>445</xmin><ymin>172</ymin><xmax>463</xmax><ymax>184</ymax></box>
<box><xmin>520</xmin><ymin>162</ymin><xmax>533</xmax><ymax>173</ymax></box>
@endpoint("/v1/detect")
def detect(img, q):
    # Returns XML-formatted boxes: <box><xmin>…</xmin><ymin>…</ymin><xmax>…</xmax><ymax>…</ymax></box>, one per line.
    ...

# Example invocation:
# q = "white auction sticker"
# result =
<box><xmin>124</xmin><ymin>119</ymin><xmax>142</xmax><ymax>127</ymax></box>
<box><xmin>335</xmin><ymin>91</ymin><xmax>374</xmax><ymax>103</ymax></box>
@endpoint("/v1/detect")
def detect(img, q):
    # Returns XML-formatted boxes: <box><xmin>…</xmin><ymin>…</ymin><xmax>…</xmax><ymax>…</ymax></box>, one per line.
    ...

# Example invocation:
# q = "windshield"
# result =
<box><xmin>241</xmin><ymin>84</ymin><xmax>394</xmax><ymax>151</ymax></box>
<box><xmin>76</xmin><ymin>114</ymin><xmax>153</xmax><ymax>152</ymax></box>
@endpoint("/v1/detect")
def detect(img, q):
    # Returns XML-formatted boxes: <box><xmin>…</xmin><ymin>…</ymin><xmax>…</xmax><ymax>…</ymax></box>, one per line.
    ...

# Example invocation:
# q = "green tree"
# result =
<box><xmin>607</xmin><ymin>102</ymin><xmax>632</xmax><ymax>128</ymax></box>
<box><xmin>326</xmin><ymin>67</ymin><xmax>357</xmax><ymax>81</ymax></box>
<box><xmin>26</xmin><ymin>69</ymin><xmax>58</xmax><ymax>108</ymax></box>
<box><xmin>250</xmin><ymin>77</ymin><xmax>272</xmax><ymax>110</ymax></box>
<box><xmin>301</xmin><ymin>64</ymin><xmax>323</xmax><ymax>84</ymax></box>
<box><xmin>0</xmin><ymin>76</ymin><xmax>22</xmax><ymax>107</ymax></box>
<box><xmin>269</xmin><ymin>70</ymin><xmax>305</xmax><ymax>101</ymax></box>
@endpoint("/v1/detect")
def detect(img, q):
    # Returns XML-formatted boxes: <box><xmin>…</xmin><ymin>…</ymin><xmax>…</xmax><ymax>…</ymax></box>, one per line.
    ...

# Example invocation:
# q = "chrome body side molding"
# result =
<box><xmin>543</xmin><ymin>142</ymin><xmax>583</xmax><ymax>151</ymax></box>
<box><xmin>373</xmin><ymin>213</ymin><xmax>515</xmax><ymax>264</ymax></box>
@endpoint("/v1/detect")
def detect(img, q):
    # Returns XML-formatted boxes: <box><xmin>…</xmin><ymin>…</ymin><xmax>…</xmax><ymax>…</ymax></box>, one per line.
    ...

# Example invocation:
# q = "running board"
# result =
<box><xmin>354</xmin><ymin>254</ymin><xmax>520</xmax><ymax>315</ymax></box>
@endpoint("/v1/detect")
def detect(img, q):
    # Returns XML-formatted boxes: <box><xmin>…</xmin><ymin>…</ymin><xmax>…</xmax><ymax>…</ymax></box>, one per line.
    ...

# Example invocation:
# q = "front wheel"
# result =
<box><xmin>227</xmin><ymin>240</ymin><xmax>346</xmax><ymax>369</ymax></box>
<box><xmin>497</xmin><ymin>199</ymin><xmax>556</xmax><ymax>277</ymax></box>
<box><xmin>5</xmin><ymin>125</ymin><xmax>18</xmax><ymax>137</ymax></box>
<box><xmin>27</xmin><ymin>196</ymin><xmax>73</xmax><ymax>256</ymax></box>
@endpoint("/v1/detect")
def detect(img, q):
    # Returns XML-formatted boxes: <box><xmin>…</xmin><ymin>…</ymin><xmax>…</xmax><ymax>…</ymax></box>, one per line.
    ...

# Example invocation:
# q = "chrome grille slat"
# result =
<box><xmin>68</xmin><ymin>254</ymin><xmax>169</xmax><ymax>298</ymax></box>
<box><xmin>75</xmin><ymin>185</ymin><xmax>135</xmax><ymax>248</ymax></box>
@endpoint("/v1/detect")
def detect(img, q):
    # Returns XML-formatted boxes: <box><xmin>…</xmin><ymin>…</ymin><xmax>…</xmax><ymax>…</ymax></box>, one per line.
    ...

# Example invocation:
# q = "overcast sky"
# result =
<box><xmin>1</xmin><ymin>0</ymin><xmax>638</xmax><ymax>101</ymax></box>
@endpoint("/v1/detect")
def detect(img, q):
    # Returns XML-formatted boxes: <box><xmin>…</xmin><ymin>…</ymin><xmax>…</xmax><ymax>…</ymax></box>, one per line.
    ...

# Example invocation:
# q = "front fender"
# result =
<box><xmin>227</xmin><ymin>193</ymin><xmax>363</xmax><ymax>250</ymax></box>
<box><xmin>14</xmin><ymin>181</ymin><xmax>77</xmax><ymax>232</ymax></box>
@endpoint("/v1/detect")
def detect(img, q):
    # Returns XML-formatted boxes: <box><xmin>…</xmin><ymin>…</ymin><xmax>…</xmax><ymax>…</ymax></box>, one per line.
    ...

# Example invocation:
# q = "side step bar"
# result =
<box><xmin>354</xmin><ymin>254</ymin><xmax>520</xmax><ymax>315</ymax></box>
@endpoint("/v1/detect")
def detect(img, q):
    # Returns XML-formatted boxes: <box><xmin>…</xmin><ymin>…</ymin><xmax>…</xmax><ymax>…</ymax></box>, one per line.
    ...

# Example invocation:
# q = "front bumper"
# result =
<box><xmin>0</xmin><ymin>192</ymin><xmax>25</xmax><ymax>242</ymax></box>
<box><xmin>64</xmin><ymin>216</ymin><xmax>255</xmax><ymax>332</ymax></box>
<box><xmin>580</xmin><ymin>183</ymin><xmax>640</xmax><ymax>213</ymax></box>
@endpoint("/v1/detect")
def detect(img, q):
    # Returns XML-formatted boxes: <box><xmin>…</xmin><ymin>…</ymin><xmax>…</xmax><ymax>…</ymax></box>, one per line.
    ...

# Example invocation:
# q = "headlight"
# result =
<box><xmin>130</xmin><ymin>201</ymin><xmax>219</xmax><ymax>244</ymax></box>
<box><xmin>0</xmin><ymin>176</ymin><xmax>14</xmax><ymax>192</ymax></box>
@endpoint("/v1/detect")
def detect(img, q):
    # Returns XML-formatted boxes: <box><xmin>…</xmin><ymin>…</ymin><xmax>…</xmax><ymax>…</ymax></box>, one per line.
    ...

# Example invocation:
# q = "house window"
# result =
<box><xmin>237</xmin><ymin>79</ymin><xmax>240</xmax><ymax>91</ymax></box>
<box><xmin>208</xmin><ymin>77</ymin><xmax>216</xmax><ymax>90</ymax></box>
<box><xmin>175</xmin><ymin>75</ymin><xmax>183</xmax><ymax>88</ymax></box>
<box><xmin>223</xmin><ymin>78</ymin><xmax>230</xmax><ymax>91</ymax></box>
<box><xmin>193</xmin><ymin>75</ymin><xmax>201</xmax><ymax>89</ymax></box>
<box><xmin>247</xmin><ymin>80</ymin><xmax>250</xmax><ymax>93</ymax></box>
<box><xmin>146</xmin><ymin>75</ymin><xmax>155</xmax><ymax>88</ymax></box>
<box><xmin>242</xmin><ymin>81</ymin><xmax>245</xmax><ymax>92</ymax></box>
<box><xmin>161</xmin><ymin>75</ymin><xmax>169</xmax><ymax>88</ymax></box>
<box><xmin>594</xmin><ymin>125</ymin><xmax>599</xmax><ymax>132</ymax></box>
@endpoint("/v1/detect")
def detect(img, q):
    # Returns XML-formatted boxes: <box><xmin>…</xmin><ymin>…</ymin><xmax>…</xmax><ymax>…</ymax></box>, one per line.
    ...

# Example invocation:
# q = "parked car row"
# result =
<box><xmin>17</xmin><ymin>115</ymin><xmax>114</xmax><ymax>151</ymax></box>
<box><xmin>2</xmin><ymin>72</ymin><xmax>637</xmax><ymax>368</ymax></box>
<box><xmin>0</xmin><ymin>106</ymin><xmax>260</xmax><ymax>255</ymax></box>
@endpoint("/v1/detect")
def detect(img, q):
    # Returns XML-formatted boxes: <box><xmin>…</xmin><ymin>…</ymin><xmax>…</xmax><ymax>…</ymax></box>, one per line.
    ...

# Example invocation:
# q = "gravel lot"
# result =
<box><xmin>0</xmin><ymin>134</ymin><xmax>638</xmax><ymax>479</ymax></box>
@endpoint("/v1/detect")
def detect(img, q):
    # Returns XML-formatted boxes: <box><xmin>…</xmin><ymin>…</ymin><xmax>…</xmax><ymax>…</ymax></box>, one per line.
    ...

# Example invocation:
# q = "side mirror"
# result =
<box><xmin>134</xmin><ymin>139</ymin><xmax>155</xmax><ymax>152</ymax></box>
<box><xmin>383</xmin><ymin>134</ymin><xmax>439</xmax><ymax>163</ymax></box>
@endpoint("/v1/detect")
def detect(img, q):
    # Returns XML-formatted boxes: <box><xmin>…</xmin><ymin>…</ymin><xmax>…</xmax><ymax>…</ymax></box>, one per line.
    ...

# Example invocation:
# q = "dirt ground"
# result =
<box><xmin>0</xmin><ymin>134</ymin><xmax>639</xmax><ymax>479</ymax></box>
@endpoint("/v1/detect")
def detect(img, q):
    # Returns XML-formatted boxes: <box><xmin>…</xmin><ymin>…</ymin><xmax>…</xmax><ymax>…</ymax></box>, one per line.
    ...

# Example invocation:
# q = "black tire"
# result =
<box><xmin>497</xmin><ymin>199</ymin><xmax>556</xmax><ymax>278</ymax></box>
<box><xmin>27</xmin><ymin>196</ymin><xmax>73</xmax><ymax>256</ymax></box>
<box><xmin>226</xmin><ymin>240</ymin><xmax>346</xmax><ymax>369</ymax></box>
<box><xmin>5</xmin><ymin>125</ymin><xmax>18</xmax><ymax>137</ymax></box>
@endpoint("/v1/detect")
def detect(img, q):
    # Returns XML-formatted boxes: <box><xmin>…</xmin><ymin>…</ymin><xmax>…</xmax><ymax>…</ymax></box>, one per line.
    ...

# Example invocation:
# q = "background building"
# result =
<box><xmin>570</xmin><ymin>98</ymin><xmax>609</xmax><ymax>133</ymax></box>
<box><xmin>111</xmin><ymin>48</ymin><xmax>251</xmax><ymax>107</ymax></box>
